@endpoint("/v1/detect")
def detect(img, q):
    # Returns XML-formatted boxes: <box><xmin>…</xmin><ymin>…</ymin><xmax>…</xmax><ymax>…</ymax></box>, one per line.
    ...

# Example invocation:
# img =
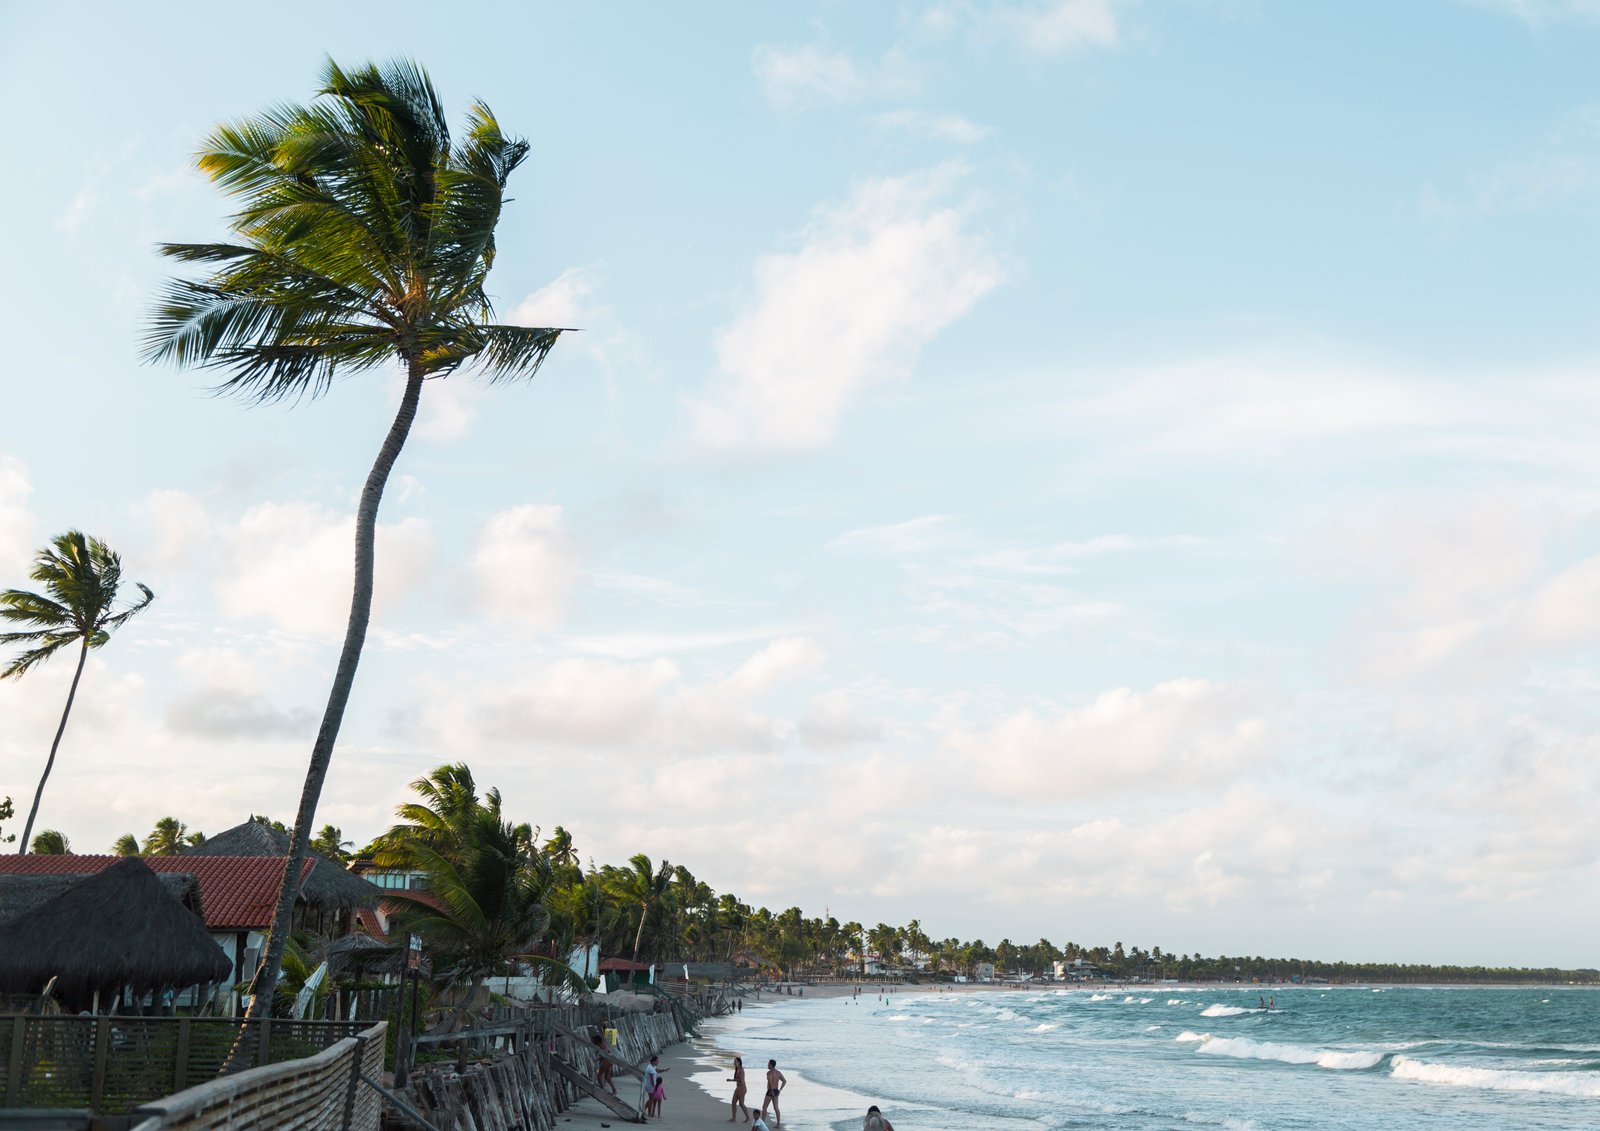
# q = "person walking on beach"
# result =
<box><xmin>728</xmin><ymin>1055</ymin><xmax>750</xmax><ymax>1122</ymax></box>
<box><xmin>863</xmin><ymin>1104</ymin><xmax>896</xmax><ymax>1131</ymax></box>
<box><xmin>592</xmin><ymin>1030</ymin><xmax>617</xmax><ymax>1096</ymax></box>
<box><xmin>761</xmin><ymin>1058</ymin><xmax>787</xmax><ymax>1125</ymax></box>
<box><xmin>645</xmin><ymin>1054</ymin><xmax>668</xmax><ymax>1117</ymax></box>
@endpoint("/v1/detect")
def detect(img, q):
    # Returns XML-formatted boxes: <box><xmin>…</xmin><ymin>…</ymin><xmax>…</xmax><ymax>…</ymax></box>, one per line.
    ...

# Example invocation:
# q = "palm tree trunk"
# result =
<box><xmin>223</xmin><ymin>364</ymin><xmax>426</xmax><ymax>1073</ymax></box>
<box><xmin>18</xmin><ymin>640</ymin><xmax>89</xmax><ymax>854</ymax></box>
<box><xmin>629</xmin><ymin>901</ymin><xmax>650</xmax><ymax>975</ymax></box>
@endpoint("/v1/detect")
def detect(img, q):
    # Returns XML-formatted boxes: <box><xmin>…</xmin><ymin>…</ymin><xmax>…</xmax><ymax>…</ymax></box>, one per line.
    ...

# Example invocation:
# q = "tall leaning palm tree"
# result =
<box><xmin>2</xmin><ymin>531</ymin><xmax>154</xmax><ymax>854</ymax></box>
<box><xmin>144</xmin><ymin>58</ymin><xmax>564</xmax><ymax>1045</ymax></box>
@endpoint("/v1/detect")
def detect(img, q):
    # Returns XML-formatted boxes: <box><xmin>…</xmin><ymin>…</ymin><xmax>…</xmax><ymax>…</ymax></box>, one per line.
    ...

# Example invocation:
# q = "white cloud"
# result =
<box><xmin>413</xmin><ymin>376</ymin><xmax>484</xmax><ymax>444</ymax></box>
<box><xmin>472</xmin><ymin>504</ymin><xmax>577</xmax><ymax>630</ymax></box>
<box><xmin>870</xmin><ymin>110</ymin><xmax>991</xmax><ymax>144</ymax></box>
<box><xmin>752</xmin><ymin>43</ymin><xmax>919</xmax><ymax>110</ymax></box>
<box><xmin>948</xmin><ymin>679</ymin><xmax>1270</xmax><ymax>798</ymax></box>
<box><xmin>0</xmin><ymin>455</ymin><xmax>35</xmax><ymax>577</ymax></box>
<box><xmin>216</xmin><ymin>501</ymin><xmax>438</xmax><ymax>638</ymax></box>
<box><xmin>921</xmin><ymin>0</ymin><xmax>1124</xmax><ymax>55</ymax></box>
<box><xmin>826</xmin><ymin>515</ymin><xmax>959</xmax><ymax>556</ymax></box>
<box><xmin>988</xmin><ymin>0</ymin><xmax>1122</xmax><ymax>54</ymax></box>
<box><xmin>511</xmin><ymin>268</ymin><xmax>595</xmax><ymax>329</ymax></box>
<box><xmin>425</xmin><ymin>636</ymin><xmax>827</xmax><ymax>755</ymax></box>
<box><xmin>692</xmin><ymin>168</ymin><xmax>1001</xmax><ymax>451</ymax></box>
<box><xmin>800</xmin><ymin>689</ymin><xmax>886</xmax><ymax>749</ymax></box>
<box><xmin>136</xmin><ymin>489</ymin><xmax>210</xmax><ymax>570</ymax></box>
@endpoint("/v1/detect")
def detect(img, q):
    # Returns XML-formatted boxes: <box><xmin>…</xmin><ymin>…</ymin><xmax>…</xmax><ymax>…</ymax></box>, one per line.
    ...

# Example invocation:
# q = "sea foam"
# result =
<box><xmin>1390</xmin><ymin>1056</ymin><xmax>1600</xmax><ymax>1098</ymax></box>
<box><xmin>1200</xmin><ymin>1004</ymin><xmax>1252</xmax><ymax>1017</ymax></box>
<box><xmin>1195</xmin><ymin>1035</ymin><xmax>1384</xmax><ymax>1070</ymax></box>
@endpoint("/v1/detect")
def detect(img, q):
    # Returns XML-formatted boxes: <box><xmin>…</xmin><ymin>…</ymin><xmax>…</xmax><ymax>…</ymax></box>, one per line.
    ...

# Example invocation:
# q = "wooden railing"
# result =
<box><xmin>0</xmin><ymin>1015</ymin><xmax>366</xmax><ymax>1115</ymax></box>
<box><xmin>127</xmin><ymin>1022</ymin><xmax>386</xmax><ymax>1131</ymax></box>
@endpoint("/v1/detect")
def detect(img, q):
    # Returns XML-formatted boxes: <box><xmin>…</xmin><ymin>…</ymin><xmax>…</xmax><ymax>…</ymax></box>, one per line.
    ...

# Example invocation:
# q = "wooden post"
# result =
<box><xmin>90</xmin><ymin>1016</ymin><xmax>111</xmax><ymax>1113</ymax></box>
<box><xmin>340</xmin><ymin>1032</ymin><xmax>367</xmax><ymax>1131</ymax></box>
<box><xmin>5</xmin><ymin>1015</ymin><xmax>24</xmax><ymax>1106</ymax></box>
<box><xmin>173</xmin><ymin>1017</ymin><xmax>192</xmax><ymax>1092</ymax></box>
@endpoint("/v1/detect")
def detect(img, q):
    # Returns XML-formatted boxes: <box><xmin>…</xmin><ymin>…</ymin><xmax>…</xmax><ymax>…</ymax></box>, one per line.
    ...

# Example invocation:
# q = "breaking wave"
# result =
<box><xmin>1390</xmin><ymin>1056</ymin><xmax>1600</xmax><ymax>1098</ymax></box>
<box><xmin>1194</xmin><ymin>1035</ymin><xmax>1385</xmax><ymax>1070</ymax></box>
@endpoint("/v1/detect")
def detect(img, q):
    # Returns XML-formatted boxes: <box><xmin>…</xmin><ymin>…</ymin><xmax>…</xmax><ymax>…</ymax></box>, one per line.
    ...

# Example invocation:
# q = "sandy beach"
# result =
<box><xmin>556</xmin><ymin>983</ymin><xmax>995</xmax><ymax>1129</ymax></box>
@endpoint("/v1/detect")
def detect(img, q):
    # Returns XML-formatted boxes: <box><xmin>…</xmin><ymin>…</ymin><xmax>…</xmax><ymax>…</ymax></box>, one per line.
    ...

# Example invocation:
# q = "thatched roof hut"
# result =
<box><xmin>0</xmin><ymin>857</ymin><xmax>229</xmax><ymax>999</ymax></box>
<box><xmin>0</xmin><ymin>871</ymin><xmax>203</xmax><ymax>927</ymax></box>
<box><xmin>185</xmin><ymin>820</ymin><xmax>383</xmax><ymax>911</ymax></box>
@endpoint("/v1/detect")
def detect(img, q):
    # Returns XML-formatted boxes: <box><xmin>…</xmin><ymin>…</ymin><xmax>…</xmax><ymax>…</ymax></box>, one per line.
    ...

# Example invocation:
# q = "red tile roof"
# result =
<box><xmin>0</xmin><ymin>856</ymin><xmax>313</xmax><ymax>931</ymax></box>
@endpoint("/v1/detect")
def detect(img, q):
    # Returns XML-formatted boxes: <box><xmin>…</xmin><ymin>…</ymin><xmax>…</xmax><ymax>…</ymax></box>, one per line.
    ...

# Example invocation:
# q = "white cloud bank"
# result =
<box><xmin>692</xmin><ymin>168</ymin><xmax>1001</xmax><ymax>451</ymax></box>
<box><xmin>949</xmin><ymin>679</ymin><xmax>1270</xmax><ymax>798</ymax></box>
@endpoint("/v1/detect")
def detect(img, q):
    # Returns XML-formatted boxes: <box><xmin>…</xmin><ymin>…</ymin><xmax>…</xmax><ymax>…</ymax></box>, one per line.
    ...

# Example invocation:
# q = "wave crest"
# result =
<box><xmin>1196</xmin><ymin>1035</ymin><xmax>1384</xmax><ymax>1071</ymax></box>
<box><xmin>1390</xmin><ymin>1056</ymin><xmax>1600</xmax><ymax>1098</ymax></box>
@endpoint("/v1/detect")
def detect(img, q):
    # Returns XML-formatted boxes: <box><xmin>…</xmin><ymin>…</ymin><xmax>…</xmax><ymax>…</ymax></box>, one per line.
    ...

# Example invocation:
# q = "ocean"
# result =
<box><xmin>688</xmin><ymin>984</ymin><xmax>1600</xmax><ymax>1130</ymax></box>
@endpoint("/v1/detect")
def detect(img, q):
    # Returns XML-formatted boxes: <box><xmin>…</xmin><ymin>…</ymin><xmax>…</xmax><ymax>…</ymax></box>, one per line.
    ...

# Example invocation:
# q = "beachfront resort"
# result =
<box><xmin>7</xmin><ymin>4</ymin><xmax>1600</xmax><ymax>1128</ymax></box>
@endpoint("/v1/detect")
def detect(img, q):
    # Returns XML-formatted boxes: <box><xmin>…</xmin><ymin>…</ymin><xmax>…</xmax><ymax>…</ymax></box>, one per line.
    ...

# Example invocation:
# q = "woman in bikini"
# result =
<box><xmin>728</xmin><ymin>1055</ymin><xmax>749</xmax><ymax>1122</ymax></box>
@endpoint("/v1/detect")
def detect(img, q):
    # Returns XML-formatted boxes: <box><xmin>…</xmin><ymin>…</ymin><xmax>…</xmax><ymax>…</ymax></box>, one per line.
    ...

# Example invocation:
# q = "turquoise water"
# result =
<box><xmin>691</xmin><ymin>985</ymin><xmax>1600</xmax><ymax>1130</ymax></box>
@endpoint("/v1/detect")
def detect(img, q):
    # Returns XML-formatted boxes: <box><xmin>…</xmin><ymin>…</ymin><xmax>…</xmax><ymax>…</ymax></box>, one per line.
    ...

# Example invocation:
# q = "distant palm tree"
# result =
<box><xmin>145</xmin><ymin>58</ymin><xmax>564</xmax><ymax>1035</ymax></box>
<box><xmin>542</xmin><ymin>826</ymin><xmax>578</xmax><ymax>869</ymax></box>
<box><xmin>309</xmin><ymin>824</ymin><xmax>353</xmax><ymax>860</ymax></box>
<box><xmin>28</xmin><ymin>829</ymin><xmax>70</xmax><ymax>854</ymax></box>
<box><xmin>2</xmin><ymin>531</ymin><xmax>154</xmax><ymax>853</ymax></box>
<box><xmin>143</xmin><ymin>816</ymin><xmax>201</xmax><ymax>856</ymax></box>
<box><xmin>112</xmin><ymin>833</ymin><xmax>139</xmax><ymax>857</ymax></box>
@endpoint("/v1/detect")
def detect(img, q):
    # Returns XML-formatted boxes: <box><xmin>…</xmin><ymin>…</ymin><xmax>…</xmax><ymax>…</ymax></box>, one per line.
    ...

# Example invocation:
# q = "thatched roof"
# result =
<box><xmin>0</xmin><ymin>871</ymin><xmax>202</xmax><ymax>928</ymax></box>
<box><xmin>0</xmin><ymin>857</ymin><xmax>230</xmax><ymax>998</ymax></box>
<box><xmin>185</xmin><ymin>820</ymin><xmax>383</xmax><ymax>911</ymax></box>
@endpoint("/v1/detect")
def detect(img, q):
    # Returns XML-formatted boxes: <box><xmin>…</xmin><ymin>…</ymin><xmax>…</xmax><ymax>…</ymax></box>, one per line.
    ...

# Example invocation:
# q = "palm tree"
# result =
<box><xmin>28</xmin><ymin>829</ymin><xmax>70</xmax><ymax>854</ymax></box>
<box><xmin>542</xmin><ymin>826</ymin><xmax>578</xmax><ymax>869</ymax></box>
<box><xmin>145</xmin><ymin>59</ymin><xmax>564</xmax><ymax>1033</ymax></box>
<box><xmin>387</xmin><ymin>809</ymin><xmax>578</xmax><ymax>1030</ymax></box>
<box><xmin>2</xmin><ymin>531</ymin><xmax>154</xmax><ymax>854</ymax></box>
<box><xmin>112</xmin><ymin>833</ymin><xmax>139</xmax><ymax>856</ymax></box>
<box><xmin>309</xmin><ymin>824</ymin><xmax>353</xmax><ymax>860</ymax></box>
<box><xmin>143</xmin><ymin>816</ymin><xmax>202</xmax><ymax>856</ymax></box>
<box><xmin>604</xmin><ymin>854</ymin><xmax>674</xmax><ymax>975</ymax></box>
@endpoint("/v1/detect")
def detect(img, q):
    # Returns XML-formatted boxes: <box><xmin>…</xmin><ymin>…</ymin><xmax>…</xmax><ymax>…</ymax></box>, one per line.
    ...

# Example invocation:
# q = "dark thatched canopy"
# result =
<box><xmin>0</xmin><ymin>872</ymin><xmax>202</xmax><ymax>928</ymax></box>
<box><xmin>185</xmin><ymin>820</ymin><xmax>382</xmax><ymax>911</ymax></box>
<box><xmin>0</xmin><ymin>857</ymin><xmax>229</xmax><ymax>998</ymax></box>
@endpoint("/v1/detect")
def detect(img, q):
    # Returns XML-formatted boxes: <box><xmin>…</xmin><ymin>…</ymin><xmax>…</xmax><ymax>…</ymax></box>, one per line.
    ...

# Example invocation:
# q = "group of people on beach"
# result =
<box><xmin>727</xmin><ymin>1054</ymin><xmax>895</xmax><ymax>1129</ymax></box>
<box><xmin>727</xmin><ymin>1055</ymin><xmax>785</xmax><ymax>1124</ymax></box>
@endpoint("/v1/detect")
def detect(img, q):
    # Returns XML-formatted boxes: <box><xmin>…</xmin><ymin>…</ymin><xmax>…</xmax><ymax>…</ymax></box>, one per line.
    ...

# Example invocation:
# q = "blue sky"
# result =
<box><xmin>5</xmin><ymin>0</ymin><xmax>1600</xmax><ymax>966</ymax></box>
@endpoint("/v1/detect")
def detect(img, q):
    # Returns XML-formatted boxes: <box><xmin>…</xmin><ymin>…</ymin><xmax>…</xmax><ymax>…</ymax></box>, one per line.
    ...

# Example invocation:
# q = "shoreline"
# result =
<box><xmin>556</xmin><ymin>979</ymin><xmax>1593</xmax><ymax>1128</ymax></box>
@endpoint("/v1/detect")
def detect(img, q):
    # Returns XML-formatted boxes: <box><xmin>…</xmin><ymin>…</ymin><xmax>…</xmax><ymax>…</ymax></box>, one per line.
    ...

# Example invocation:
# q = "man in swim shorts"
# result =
<box><xmin>760</xmin><ymin>1058</ymin><xmax>786</xmax><ymax>1125</ymax></box>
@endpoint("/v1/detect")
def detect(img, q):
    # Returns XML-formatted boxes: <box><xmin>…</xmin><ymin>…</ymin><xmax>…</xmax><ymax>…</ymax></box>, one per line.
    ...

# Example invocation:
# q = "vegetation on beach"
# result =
<box><xmin>1</xmin><ymin>531</ymin><xmax>155</xmax><ymax>854</ymax></box>
<box><xmin>144</xmin><ymin>56</ymin><xmax>564</xmax><ymax>1042</ymax></box>
<box><xmin>131</xmin><ymin>761</ymin><xmax>1598</xmax><ymax>1006</ymax></box>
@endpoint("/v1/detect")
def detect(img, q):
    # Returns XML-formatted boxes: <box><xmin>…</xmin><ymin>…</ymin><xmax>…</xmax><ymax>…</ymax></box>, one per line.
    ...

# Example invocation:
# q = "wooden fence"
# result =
<box><xmin>127</xmin><ymin>1022</ymin><xmax>386</xmax><ymax>1131</ymax></box>
<box><xmin>0</xmin><ymin>1016</ymin><xmax>366</xmax><ymax>1115</ymax></box>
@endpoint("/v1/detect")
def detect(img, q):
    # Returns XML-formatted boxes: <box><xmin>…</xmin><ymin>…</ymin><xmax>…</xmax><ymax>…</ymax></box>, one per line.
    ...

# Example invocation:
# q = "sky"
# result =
<box><xmin>3</xmin><ymin>0</ymin><xmax>1600</xmax><ymax>967</ymax></box>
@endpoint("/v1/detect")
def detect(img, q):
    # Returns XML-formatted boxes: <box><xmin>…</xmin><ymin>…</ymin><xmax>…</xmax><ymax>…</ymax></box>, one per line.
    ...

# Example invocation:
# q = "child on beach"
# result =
<box><xmin>644</xmin><ymin>1054</ymin><xmax>668</xmax><ymax>1117</ymax></box>
<box><xmin>863</xmin><ymin>1104</ymin><xmax>895</xmax><ymax>1130</ymax></box>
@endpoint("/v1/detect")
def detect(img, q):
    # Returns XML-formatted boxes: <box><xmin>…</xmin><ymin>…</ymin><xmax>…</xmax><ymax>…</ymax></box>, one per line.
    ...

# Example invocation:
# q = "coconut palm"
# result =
<box><xmin>112</xmin><ymin>832</ymin><xmax>139</xmax><ymax>856</ymax></box>
<box><xmin>28</xmin><ymin>829</ymin><xmax>70</xmax><ymax>854</ymax></box>
<box><xmin>2</xmin><ymin>531</ymin><xmax>154</xmax><ymax>854</ymax></box>
<box><xmin>144</xmin><ymin>58</ymin><xmax>563</xmax><ymax>1035</ymax></box>
<box><xmin>143</xmin><ymin>816</ymin><xmax>202</xmax><ymax>856</ymax></box>
<box><xmin>387</xmin><ymin>808</ymin><xmax>580</xmax><ymax>1030</ymax></box>
<box><xmin>604</xmin><ymin>853</ymin><xmax>674</xmax><ymax>975</ymax></box>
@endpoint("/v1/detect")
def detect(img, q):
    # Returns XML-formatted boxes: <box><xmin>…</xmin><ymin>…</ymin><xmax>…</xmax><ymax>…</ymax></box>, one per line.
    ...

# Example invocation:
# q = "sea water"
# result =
<box><xmin>688</xmin><ymin>985</ymin><xmax>1600</xmax><ymax>1130</ymax></box>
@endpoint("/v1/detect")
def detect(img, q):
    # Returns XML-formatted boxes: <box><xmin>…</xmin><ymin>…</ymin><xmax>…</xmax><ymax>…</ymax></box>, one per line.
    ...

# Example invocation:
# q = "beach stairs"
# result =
<box><xmin>549</xmin><ymin>1056</ymin><xmax>646</xmax><ymax>1122</ymax></box>
<box><xmin>550</xmin><ymin>1020</ymin><xmax>649</xmax><ymax>1122</ymax></box>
